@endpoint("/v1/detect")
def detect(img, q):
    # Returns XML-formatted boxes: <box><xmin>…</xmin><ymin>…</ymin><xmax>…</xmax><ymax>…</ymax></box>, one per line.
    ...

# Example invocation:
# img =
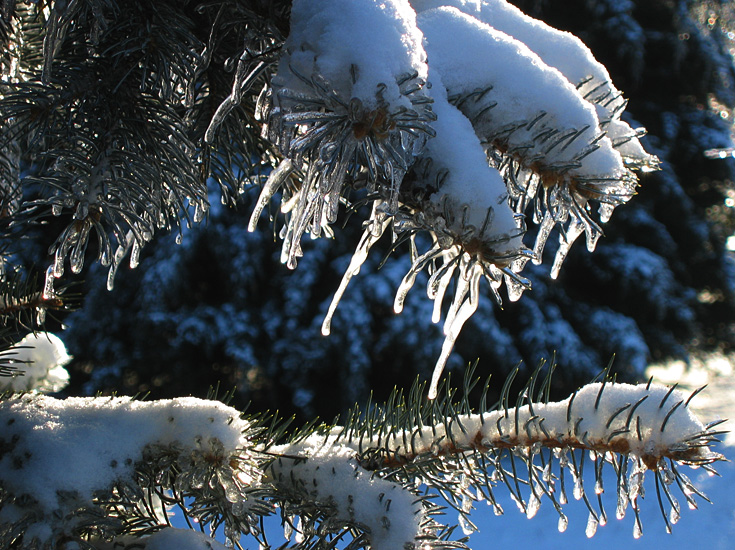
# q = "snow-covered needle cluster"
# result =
<box><xmin>0</xmin><ymin>371</ymin><xmax>724</xmax><ymax>549</ymax></box>
<box><xmin>237</xmin><ymin>0</ymin><xmax>659</xmax><ymax>394</ymax></box>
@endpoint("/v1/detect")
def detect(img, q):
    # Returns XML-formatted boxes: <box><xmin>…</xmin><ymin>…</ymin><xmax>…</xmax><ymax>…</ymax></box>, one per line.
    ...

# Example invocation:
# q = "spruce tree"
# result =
<box><xmin>0</xmin><ymin>1</ymin><xmax>730</xmax><ymax>549</ymax></box>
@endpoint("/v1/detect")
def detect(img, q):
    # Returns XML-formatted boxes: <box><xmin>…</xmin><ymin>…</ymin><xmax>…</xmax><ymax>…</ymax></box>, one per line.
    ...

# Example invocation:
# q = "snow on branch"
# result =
<box><xmin>271</xmin><ymin>373</ymin><xmax>725</xmax><ymax>544</ymax></box>
<box><xmin>239</xmin><ymin>0</ymin><xmax>659</xmax><ymax>391</ymax></box>
<box><xmin>1</xmin><ymin>370</ymin><xmax>722</xmax><ymax>549</ymax></box>
<box><xmin>0</xmin><ymin>395</ymin><xmax>270</xmax><ymax>548</ymax></box>
<box><xmin>0</xmin><ymin>332</ymin><xmax>71</xmax><ymax>393</ymax></box>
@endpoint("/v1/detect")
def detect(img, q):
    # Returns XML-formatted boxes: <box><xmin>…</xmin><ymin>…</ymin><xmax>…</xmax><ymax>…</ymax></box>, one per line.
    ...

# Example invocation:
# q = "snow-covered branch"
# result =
<box><xmin>272</xmin><ymin>377</ymin><xmax>723</xmax><ymax>543</ymax></box>
<box><xmin>0</xmin><ymin>374</ymin><xmax>723</xmax><ymax>549</ymax></box>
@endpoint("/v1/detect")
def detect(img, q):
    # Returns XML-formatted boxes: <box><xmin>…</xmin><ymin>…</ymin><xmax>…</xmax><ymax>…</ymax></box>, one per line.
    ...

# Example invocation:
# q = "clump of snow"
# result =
<box><xmin>424</xmin><ymin>87</ymin><xmax>520</xmax><ymax>248</ymax></box>
<box><xmin>417</xmin><ymin>6</ymin><xmax>625</xmax><ymax>178</ymax></box>
<box><xmin>143</xmin><ymin>528</ymin><xmax>231</xmax><ymax>550</ymax></box>
<box><xmin>270</xmin><ymin>439</ymin><xmax>424</xmax><ymax>550</ymax></box>
<box><xmin>341</xmin><ymin>381</ymin><xmax>717</xmax><ymax>468</ymax></box>
<box><xmin>412</xmin><ymin>0</ymin><xmax>656</xmax><ymax>168</ymax></box>
<box><xmin>411</xmin><ymin>0</ymin><xmax>613</xmax><ymax>91</ymax></box>
<box><xmin>0</xmin><ymin>395</ymin><xmax>250</xmax><ymax>514</ymax></box>
<box><xmin>93</xmin><ymin>529</ymin><xmax>231</xmax><ymax>550</ymax></box>
<box><xmin>448</xmin><ymin>382</ymin><xmax>710</xmax><ymax>465</ymax></box>
<box><xmin>283</xmin><ymin>0</ymin><xmax>427</xmax><ymax>108</ymax></box>
<box><xmin>0</xmin><ymin>332</ymin><xmax>71</xmax><ymax>393</ymax></box>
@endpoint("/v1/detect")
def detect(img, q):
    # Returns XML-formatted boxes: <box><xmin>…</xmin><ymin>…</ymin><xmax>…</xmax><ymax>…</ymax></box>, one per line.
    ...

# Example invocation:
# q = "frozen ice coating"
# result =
<box><xmin>0</xmin><ymin>380</ymin><xmax>724</xmax><ymax>547</ymax></box>
<box><xmin>0</xmin><ymin>332</ymin><xmax>71</xmax><ymax>393</ymax></box>
<box><xmin>425</xmin><ymin>90</ymin><xmax>519</xmax><ymax>249</ymax></box>
<box><xmin>285</xmin><ymin>0</ymin><xmax>428</xmax><ymax>107</ymax></box>
<box><xmin>0</xmin><ymin>395</ymin><xmax>250</xmax><ymax>514</ymax></box>
<box><xmin>253</xmin><ymin>0</ymin><xmax>657</xmax><ymax>378</ymax></box>
<box><xmin>417</xmin><ymin>6</ymin><xmax>625</xmax><ymax>178</ymax></box>
<box><xmin>270</xmin><ymin>379</ymin><xmax>721</xmax><ymax>541</ymax></box>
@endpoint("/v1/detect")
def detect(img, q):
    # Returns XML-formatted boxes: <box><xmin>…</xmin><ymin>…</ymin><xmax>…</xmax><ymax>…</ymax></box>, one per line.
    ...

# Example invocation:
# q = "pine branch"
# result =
<box><xmin>268</xmin><ymin>367</ymin><xmax>724</xmax><ymax>545</ymax></box>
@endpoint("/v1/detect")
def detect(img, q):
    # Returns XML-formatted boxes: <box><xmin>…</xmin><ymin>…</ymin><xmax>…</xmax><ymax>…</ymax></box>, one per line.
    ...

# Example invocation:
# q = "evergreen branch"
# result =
<box><xmin>268</xmin><ymin>367</ymin><xmax>724</xmax><ymax>545</ymax></box>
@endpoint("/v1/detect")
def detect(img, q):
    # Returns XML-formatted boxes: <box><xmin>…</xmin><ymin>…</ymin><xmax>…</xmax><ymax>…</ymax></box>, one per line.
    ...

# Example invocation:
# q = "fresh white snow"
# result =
<box><xmin>282</xmin><ymin>0</ymin><xmax>427</xmax><ymax>108</ymax></box>
<box><xmin>0</xmin><ymin>395</ymin><xmax>250</xmax><ymax>514</ymax></box>
<box><xmin>417</xmin><ymin>6</ymin><xmax>626</xmax><ymax>178</ymax></box>
<box><xmin>0</xmin><ymin>332</ymin><xmax>71</xmax><ymax>393</ymax></box>
<box><xmin>423</xmin><ymin>86</ymin><xmax>520</xmax><ymax>247</ymax></box>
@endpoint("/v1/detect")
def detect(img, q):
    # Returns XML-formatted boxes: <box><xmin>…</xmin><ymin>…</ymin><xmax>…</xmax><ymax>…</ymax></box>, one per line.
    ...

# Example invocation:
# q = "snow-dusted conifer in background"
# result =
<box><xmin>0</xmin><ymin>371</ymin><xmax>724</xmax><ymax>549</ymax></box>
<box><xmin>0</xmin><ymin>332</ymin><xmax>71</xmax><ymax>393</ymax></box>
<box><xmin>241</xmin><ymin>0</ymin><xmax>658</xmax><ymax>395</ymax></box>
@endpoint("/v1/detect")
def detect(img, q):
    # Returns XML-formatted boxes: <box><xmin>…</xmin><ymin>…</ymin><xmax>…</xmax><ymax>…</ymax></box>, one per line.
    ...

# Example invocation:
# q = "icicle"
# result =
<box><xmin>284</xmin><ymin>516</ymin><xmax>294</xmax><ymax>541</ymax></box>
<box><xmin>107</xmin><ymin>237</ymin><xmax>131</xmax><ymax>291</ymax></box>
<box><xmin>598</xmin><ymin>202</ymin><xmax>615</xmax><ymax>223</ymax></box>
<box><xmin>628</xmin><ymin>464</ymin><xmax>645</xmax><ymax>502</ymax></box>
<box><xmin>322</xmin><ymin>211</ymin><xmax>389</xmax><ymax>335</ymax></box>
<box><xmin>394</xmin><ymin>243</ymin><xmax>442</xmax><ymax>314</ymax></box>
<box><xmin>532</xmin><ymin>211</ymin><xmax>555</xmax><ymax>264</ymax></box>
<box><xmin>442</xmin><ymin>255</ymin><xmax>473</xmax><ymax>333</ymax></box>
<box><xmin>129</xmin><ymin>239</ymin><xmax>141</xmax><ymax>269</ymax></box>
<box><xmin>585</xmin><ymin>225</ymin><xmax>602</xmax><ymax>252</ymax></box>
<box><xmin>526</xmin><ymin>492</ymin><xmax>540</xmax><ymax>519</ymax></box>
<box><xmin>428</xmin><ymin>265</ymin><xmax>480</xmax><ymax>399</ymax></box>
<box><xmin>294</xmin><ymin>516</ymin><xmax>305</xmax><ymax>544</ymax></box>
<box><xmin>616</xmin><ymin>485</ymin><xmax>629</xmax><ymax>519</ymax></box>
<box><xmin>428</xmin><ymin>252</ymin><xmax>458</xmax><ymax>324</ymax></box>
<box><xmin>70</xmin><ymin>222</ymin><xmax>91</xmax><ymax>275</ymax></box>
<box><xmin>669</xmin><ymin>501</ymin><xmax>681</xmax><ymax>525</ymax></box>
<box><xmin>53</xmin><ymin>246</ymin><xmax>65</xmax><ymax>278</ymax></box>
<box><xmin>572</xmin><ymin>468</ymin><xmax>584</xmax><ymax>501</ymax></box>
<box><xmin>459</xmin><ymin>513</ymin><xmax>475</xmax><ymax>535</ymax></box>
<box><xmin>585</xmin><ymin>512</ymin><xmax>598</xmax><ymax>538</ymax></box>
<box><xmin>542</xmin><ymin>460</ymin><xmax>552</xmax><ymax>483</ymax></box>
<box><xmin>550</xmin><ymin>219</ymin><xmax>584</xmax><ymax>279</ymax></box>
<box><xmin>557</xmin><ymin>513</ymin><xmax>568</xmax><ymax>533</ymax></box>
<box><xmin>193</xmin><ymin>201</ymin><xmax>208</xmax><ymax>224</ymax></box>
<box><xmin>224</xmin><ymin>482</ymin><xmax>240</xmax><ymax>503</ymax></box>
<box><xmin>43</xmin><ymin>266</ymin><xmax>56</xmax><ymax>300</ymax></box>
<box><xmin>503</xmin><ymin>269</ymin><xmax>529</xmax><ymax>302</ymax></box>
<box><xmin>633</xmin><ymin>515</ymin><xmax>643</xmax><ymax>539</ymax></box>
<box><xmin>248</xmin><ymin>159</ymin><xmax>295</xmax><ymax>232</ymax></box>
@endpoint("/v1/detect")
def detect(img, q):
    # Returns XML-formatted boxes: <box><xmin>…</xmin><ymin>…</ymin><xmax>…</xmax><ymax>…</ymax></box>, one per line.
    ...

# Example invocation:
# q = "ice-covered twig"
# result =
<box><xmin>416</xmin><ymin>6</ymin><xmax>641</xmax><ymax>271</ymax></box>
<box><xmin>258</xmin><ymin>0</ymin><xmax>435</xmax><ymax>268</ymax></box>
<box><xmin>245</xmin><ymin>0</ymin><xmax>660</xmax><ymax>394</ymax></box>
<box><xmin>273</xmin><ymin>373</ymin><xmax>724</xmax><ymax>542</ymax></box>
